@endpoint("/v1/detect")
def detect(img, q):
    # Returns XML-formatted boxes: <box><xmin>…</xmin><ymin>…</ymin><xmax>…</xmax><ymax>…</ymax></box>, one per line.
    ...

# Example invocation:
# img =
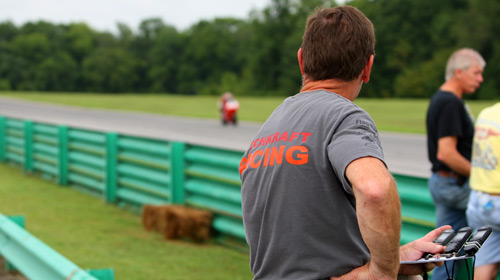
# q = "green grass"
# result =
<box><xmin>356</xmin><ymin>98</ymin><xmax>498</xmax><ymax>133</ymax></box>
<box><xmin>1</xmin><ymin>91</ymin><xmax>497</xmax><ymax>134</ymax></box>
<box><xmin>0</xmin><ymin>163</ymin><xmax>252</xmax><ymax>280</ymax></box>
<box><xmin>0</xmin><ymin>91</ymin><xmax>283</xmax><ymax>124</ymax></box>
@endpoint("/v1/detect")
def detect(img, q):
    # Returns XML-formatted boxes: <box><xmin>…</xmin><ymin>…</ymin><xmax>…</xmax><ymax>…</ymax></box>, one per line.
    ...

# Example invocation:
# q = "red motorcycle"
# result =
<box><xmin>221</xmin><ymin>99</ymin><xmax>239</xmax><ymax>125</ymax></box>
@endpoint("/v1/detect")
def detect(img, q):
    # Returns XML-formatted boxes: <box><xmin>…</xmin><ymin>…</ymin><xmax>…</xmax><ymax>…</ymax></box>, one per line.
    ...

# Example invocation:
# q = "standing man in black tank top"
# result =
<box><xmin>426</xmin><ymin>48</ymin><xmax>485</xmax><ymax>279</ymax></box>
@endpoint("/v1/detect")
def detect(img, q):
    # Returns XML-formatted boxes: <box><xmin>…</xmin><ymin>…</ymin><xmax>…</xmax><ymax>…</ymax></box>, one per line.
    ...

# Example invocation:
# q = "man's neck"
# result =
<box><xmin>300</xmin><ymin>77</ymin><xmax>362</xmax><ymax>101</ymax></box>
<box><xmin>440</xmin><ymin>79</ymin><xmax>463</xmax><ymax>99</ymax></box>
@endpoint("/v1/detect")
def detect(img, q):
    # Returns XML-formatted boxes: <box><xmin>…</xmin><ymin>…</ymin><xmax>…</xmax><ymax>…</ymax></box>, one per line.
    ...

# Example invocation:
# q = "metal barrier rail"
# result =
<box><xmin>114</xmin><ymin>135</ymin><xmax>174</xmax><ymax>205</ymax></box>
<box><xmin>0</xmin><ymin>213</ymin><xmax>113</xmax><ymax>280</ymax></box>
<box><xmin>3</xmin><ymin>118</ymin><xmax>25</xmax><ymax>166</ymax></box>
<box><xmin>0</xmin><ymin>115</ymin><xmax>437</xmax><ymax>246</ymax></box>
<box><xmin>184</xmin><ymin>145</ymin><xmax>245</xmax><ymax>241</ymax></box>
<box><xmin>394</xmin><ymin>174</ymin><xmax>435</xmax><ymax>244</ymax></box>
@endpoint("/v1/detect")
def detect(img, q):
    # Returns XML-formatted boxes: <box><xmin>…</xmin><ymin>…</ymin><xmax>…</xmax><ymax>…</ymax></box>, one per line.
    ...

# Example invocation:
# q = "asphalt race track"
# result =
<box><xmin>0</xmin><ymin>96</ymin><xmax>430</xmax><ymax>178</ymax></box>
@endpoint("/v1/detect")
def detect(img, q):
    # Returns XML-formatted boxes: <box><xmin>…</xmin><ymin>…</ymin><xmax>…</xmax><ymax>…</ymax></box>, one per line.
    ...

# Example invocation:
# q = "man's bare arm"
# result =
<box><xmin>437</xmin><ymin>136</ymin><xmax>471</xmax><ymax>177</ymax></box>
<box><xmin>346</xmin><ymin>157</ymin><xmax>401</xmax><ymax>278</ymax></box>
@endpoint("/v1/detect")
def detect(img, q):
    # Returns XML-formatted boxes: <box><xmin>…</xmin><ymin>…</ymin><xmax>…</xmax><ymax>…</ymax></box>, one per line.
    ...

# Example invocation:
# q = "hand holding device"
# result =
<box><xmin>423</xmin><ymin>228</ymin><xmax>455</xmax><ymax>259</ymax></box>
<box><xmin>401</xmin><ymin>226</ymin><xmax>491</xmax><ymax>264</ymax></box>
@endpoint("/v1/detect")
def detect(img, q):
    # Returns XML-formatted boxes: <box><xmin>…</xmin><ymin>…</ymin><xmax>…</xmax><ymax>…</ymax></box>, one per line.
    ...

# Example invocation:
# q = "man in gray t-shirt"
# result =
<box><xmin>240</xmin><ymin>6</ymin><xmax>451</xmax><ymax>280</ymax></box>
<box><xmin>241</xmin><ymin>91</ymin><xmax>381</xmax><ymax>278</ymax></box>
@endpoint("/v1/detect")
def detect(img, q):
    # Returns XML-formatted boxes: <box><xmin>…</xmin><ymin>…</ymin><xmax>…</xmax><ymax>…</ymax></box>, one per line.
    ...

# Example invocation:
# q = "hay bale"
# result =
<box><xmin>141</xmin><ymin>204</ymin><xmax>163</xmax><ymax>231</ymax></box>
<box><xmin>142</xmin><ymin>204</ymin><xmax>213</xmax><ymax>243</ymax></box>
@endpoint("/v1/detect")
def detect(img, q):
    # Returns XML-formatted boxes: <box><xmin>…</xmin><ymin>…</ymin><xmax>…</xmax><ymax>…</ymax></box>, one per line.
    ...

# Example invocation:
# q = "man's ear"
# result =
<box><xmin>298</xmin><ymin>48</ymin><xmax>305</xmax><ymax>75</ymax></box>
<box><xmin>361</xmin><ymin>54</ymin><xmax>374</xmax><ymax>83</ymax></box>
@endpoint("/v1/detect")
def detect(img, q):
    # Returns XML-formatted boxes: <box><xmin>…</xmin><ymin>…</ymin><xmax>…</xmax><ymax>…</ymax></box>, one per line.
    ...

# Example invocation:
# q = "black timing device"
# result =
<box><xmin>464</xmin><ymin>225</ymin><xmax>493</xmax><ymax>256</ymax></box>
<box><xmin>444</xmin><ymin>226</ymin><xmax>473</xmax><ymax>254</ymax></box>
<box><xmin>433</xmin><ymin>228</ymin><xmax>456</xmax><ymax>246</ymax></box>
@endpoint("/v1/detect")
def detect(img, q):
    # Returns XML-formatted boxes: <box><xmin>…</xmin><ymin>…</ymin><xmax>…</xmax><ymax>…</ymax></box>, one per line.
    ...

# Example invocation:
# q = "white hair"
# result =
<box><xmin>445</xmin><ymin>48</ymin><xmax>486</xmax><ymax>81</ymax></box>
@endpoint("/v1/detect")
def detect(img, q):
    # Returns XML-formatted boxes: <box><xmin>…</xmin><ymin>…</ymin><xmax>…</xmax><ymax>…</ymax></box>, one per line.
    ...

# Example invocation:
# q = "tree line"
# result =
<box><xmin>1</xmin><ymin>0</ymin><xmax>499</xmax><ymax>99</ymax></box>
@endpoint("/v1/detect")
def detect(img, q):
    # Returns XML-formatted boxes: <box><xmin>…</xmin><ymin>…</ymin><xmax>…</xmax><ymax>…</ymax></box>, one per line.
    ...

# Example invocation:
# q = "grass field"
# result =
<box><xmin>0</xmin><ymin>163</ymin><xmax>252</xmax><ymax>280</ymax></box>
<box><xmin>1</xmin><ymin>91</ymin><xmax>497</xmax><ymax>134</ymax></box>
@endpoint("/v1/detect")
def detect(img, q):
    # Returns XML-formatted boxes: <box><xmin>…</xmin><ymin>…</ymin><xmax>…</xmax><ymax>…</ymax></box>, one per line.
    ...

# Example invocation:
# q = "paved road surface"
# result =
<box><xmin>0</xmin><ymin>96</ymin><xmax>430</xmax><ymax>178</ymax></box>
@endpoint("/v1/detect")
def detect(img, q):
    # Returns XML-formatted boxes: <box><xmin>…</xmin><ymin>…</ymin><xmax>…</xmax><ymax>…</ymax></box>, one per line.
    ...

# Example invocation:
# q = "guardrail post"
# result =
<box><xmin>106</xmin><ymin>133</ymin><xmax>118</xmax><ymax>203</ymax></box>
<box><xmin>171</xmin><ymin>142</ymin><xmax>185</xmax><ymax>204</ymax></box>
<box><xmin>7</xmin><ymin>215</ymin><xmax>25</xmax><ymax>228</ymax></box>
<box><xmin>24</xmin><ymin>120</ymin><xmax>34</xmax><ymax>173</ymax></box>
<box><xmin>0</xmin><ymin>116</ymin><xmax>5</xmax><ymax>162</ymax></box>
<box><xmin>87</xmin><ymin>268</ymin><xmax>115</xmax><ymax>280</ymax></box>
<box><xmin>58</xmin><ymin>125</ymin><xmax>69</xmax><ymax>185</ymax></box>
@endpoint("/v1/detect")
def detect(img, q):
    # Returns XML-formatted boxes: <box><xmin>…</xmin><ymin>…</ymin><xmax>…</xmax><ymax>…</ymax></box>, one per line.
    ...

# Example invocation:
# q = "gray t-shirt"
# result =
<box><xmin>240</xmin><ymin>90</ymin><xmax>385</xmax><ymax>280</ymax></box>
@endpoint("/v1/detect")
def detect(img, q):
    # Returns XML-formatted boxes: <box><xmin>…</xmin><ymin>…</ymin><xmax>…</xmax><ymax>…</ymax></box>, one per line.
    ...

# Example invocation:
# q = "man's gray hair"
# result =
<box><xmin>445</xmin><ymin>48</ymin><xmax>486</xmax><ymax>81</ymax></box>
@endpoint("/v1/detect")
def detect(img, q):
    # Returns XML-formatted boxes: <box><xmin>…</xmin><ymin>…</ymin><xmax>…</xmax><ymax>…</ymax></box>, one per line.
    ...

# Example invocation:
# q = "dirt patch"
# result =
<box><xmin>0</xmin><ymin>256</ymin><xmax>28</xmax><ymax>280</ymax></box>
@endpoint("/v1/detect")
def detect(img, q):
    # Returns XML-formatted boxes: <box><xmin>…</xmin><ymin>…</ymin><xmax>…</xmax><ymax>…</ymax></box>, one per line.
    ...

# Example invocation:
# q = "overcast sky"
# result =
<box><xmin>0</xmin><ymin>0</ymin><xmax>271</xmax><ymax>33</ymax></box>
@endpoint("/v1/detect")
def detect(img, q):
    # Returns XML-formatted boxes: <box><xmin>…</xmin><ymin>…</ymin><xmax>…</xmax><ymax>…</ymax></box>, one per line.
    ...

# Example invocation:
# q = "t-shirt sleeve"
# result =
<box><xmin>436</xmin><ymin>100</ymin><xmax>465</xmax><ymax>138</ymax></box>
<box><xmin>327</xmin><ymin>110</ymin><xmax>385</xmax><ymax>195</ymax></box>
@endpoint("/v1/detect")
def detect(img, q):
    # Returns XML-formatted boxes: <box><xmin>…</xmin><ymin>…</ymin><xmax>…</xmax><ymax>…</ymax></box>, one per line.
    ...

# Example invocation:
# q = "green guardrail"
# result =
<box><xmin>0</xmin><ymin>213</ymin><xmax>114</xmax><ymax>280</ymax></box>
<box><xmin>394</xmin><ymin>174</ymin><xmax>436</xmax><ymax>245</ymax></box>
<box><xmin>183</xmin><ymin>145</ymin><xmax>245</xmax><ymax>244</ymax></box>
<box><xmin>0</xmin><ymin>116</ymin><xmax>245</xmax><ymax>244</ymax></box>
<box><xmin>0</xmin><ymin>116</ymin><xmax>429</xmax><ymax>245</ymax></box>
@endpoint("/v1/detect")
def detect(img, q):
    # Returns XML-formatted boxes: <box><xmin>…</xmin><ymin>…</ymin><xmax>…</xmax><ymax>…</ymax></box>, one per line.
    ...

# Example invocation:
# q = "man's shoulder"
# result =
<box><xmin>429</xmin><ymin>90</ymin><xmax>462</xmax><ymax>108</ymax></box>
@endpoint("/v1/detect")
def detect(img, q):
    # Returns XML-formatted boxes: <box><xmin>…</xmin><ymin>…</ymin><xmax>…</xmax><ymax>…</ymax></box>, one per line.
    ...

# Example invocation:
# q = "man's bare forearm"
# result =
<box><xmin>348</xmin><ymin>157</ymin><xmax>401</xmax><ymax>278</ymax></box>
